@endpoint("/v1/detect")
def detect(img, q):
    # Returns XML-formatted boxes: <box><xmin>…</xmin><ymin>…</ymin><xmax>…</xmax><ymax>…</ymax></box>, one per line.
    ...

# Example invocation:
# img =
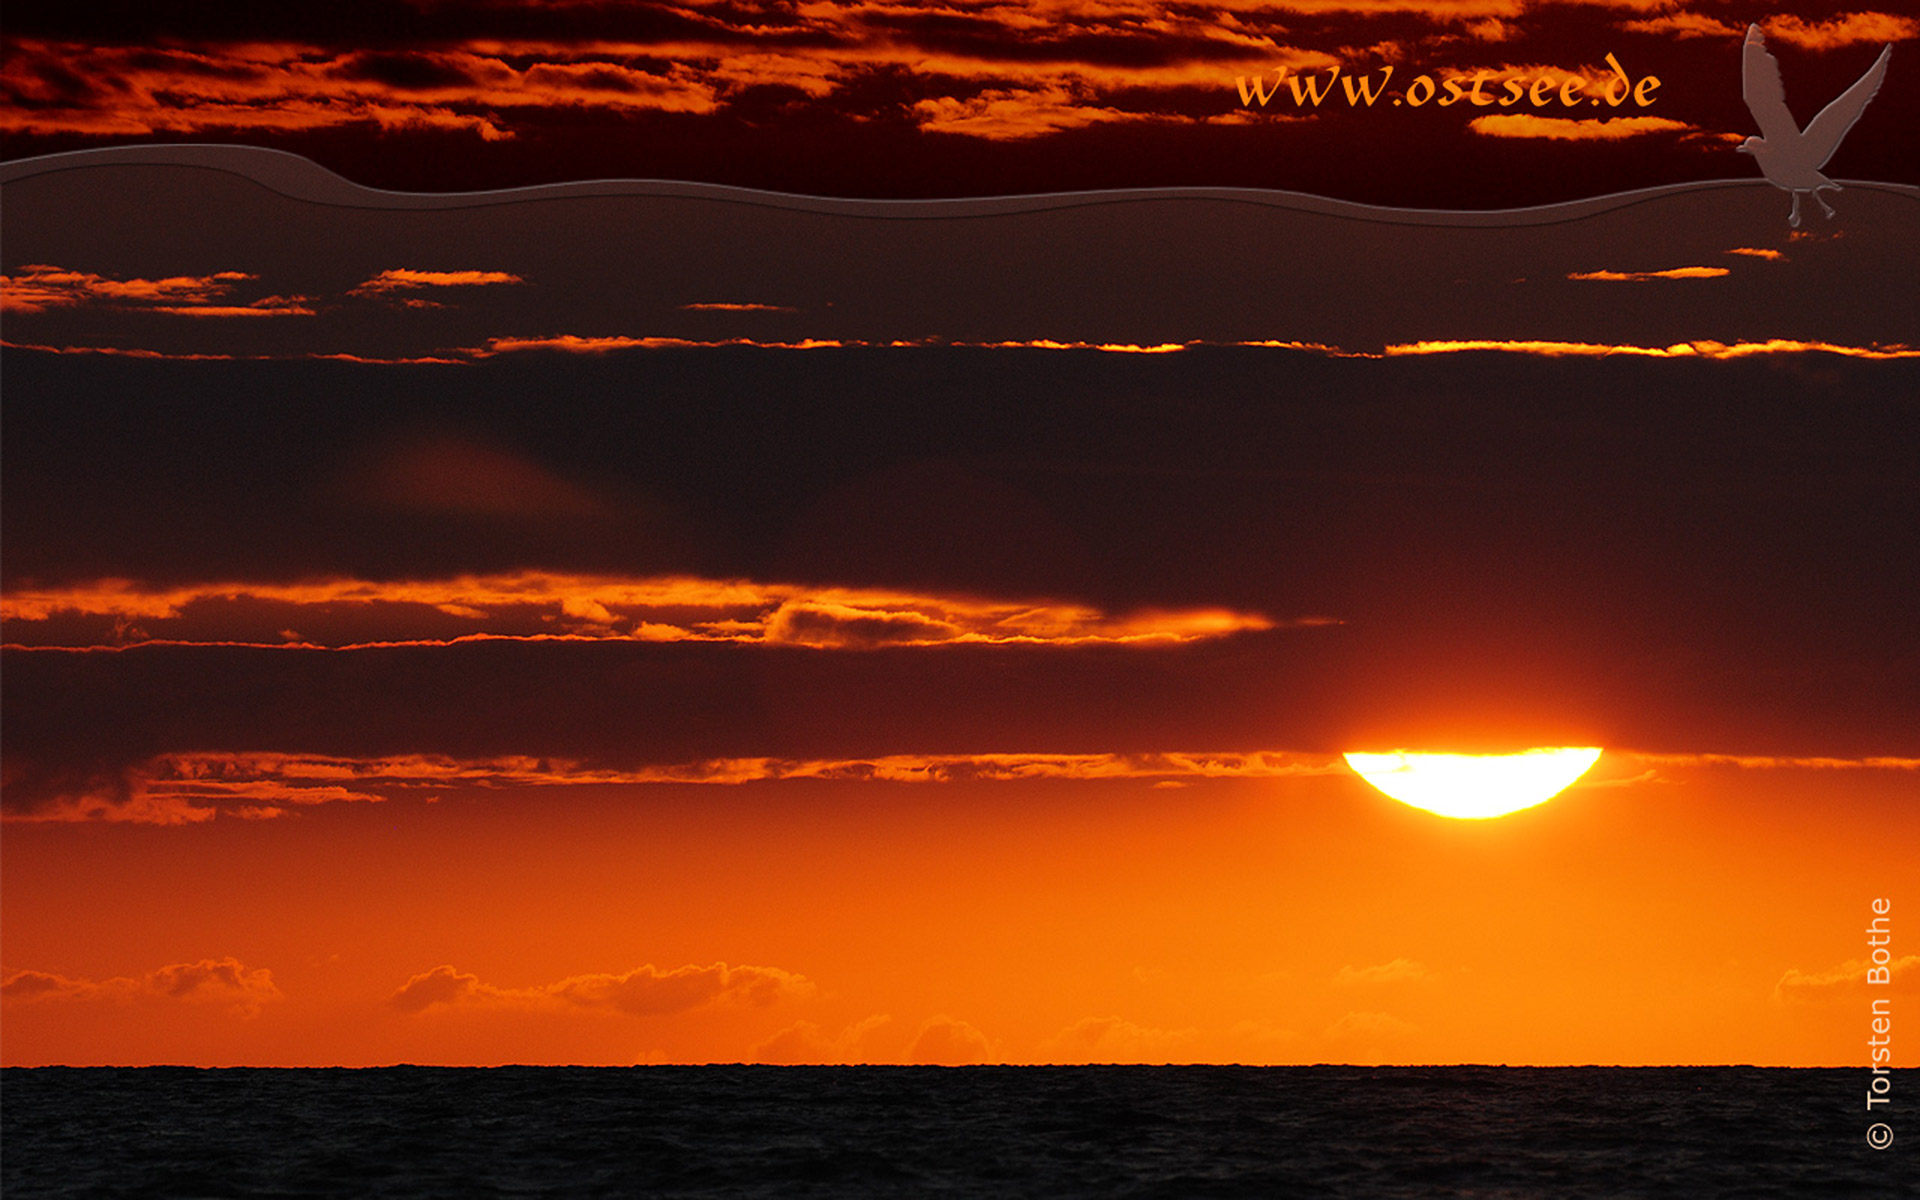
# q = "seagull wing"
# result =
<box><xmin>1801</xmin><ymin>44</ymin><xmax>1892</xmax><ymax>170</ymax></box>
<box><xmin>1742</xmin><ymin>24</ymin><xmax>1799</xmax><ymax>142</ymax></box>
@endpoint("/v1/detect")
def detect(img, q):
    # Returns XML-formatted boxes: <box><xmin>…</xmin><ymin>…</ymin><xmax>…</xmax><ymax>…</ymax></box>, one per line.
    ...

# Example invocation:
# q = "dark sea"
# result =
<box><xmin>2</xmin><ymin>1066</ymin><xmax>1912</xmax><ymax>1198</ymax></box>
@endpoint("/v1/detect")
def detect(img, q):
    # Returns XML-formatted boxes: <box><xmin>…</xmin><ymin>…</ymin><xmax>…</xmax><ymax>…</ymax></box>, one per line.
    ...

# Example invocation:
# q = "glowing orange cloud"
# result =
<box><xmin>1565</xmin><ymin>267</ymin><xmax>1731</xmax><ymax>281</ymax></box>
<box><xmin>679</xmin><ymin>302</ymin><xmax>799</xmax><ymax>313</ymax></box>
<box><xmin>911</xmin><ymin>86</ymin><xmax>1159</xmax><ymax>140</ymax></box>
<box><xmin>1235</xmin><ymin>340</ymin><xmax>1355</xmax><ymax>353</ymax></box>
<box><xmin>470</xmin><ymin>335</ymin><xmax>850</xmax><ymax>354</ymax></box>
<box><xmin>1725</xmin><ymin>247</ymin><xmax>1786</xmax><ymax>261</ymax></box>
<box><xmin>0</xmin><ymin>264</ymin><xmax>250</xmax><ymax>311</ymax></box>
<box><xmin>1619</xmin><ymin>13</ymin><xmax>1738</xmax><ymax>39</ymax></box>
<box><xmin>0</xmin><ymin>340</ymin><xmax>241</xmax><ymax>361</ymax></box>
<box><xmin>154</xmin><ymin>301</ymin><xmax>320</xmax><ymax>318</ymax></box>
<box><xmin>1763</xmin><ymin>12</ymin><xmax>1919</xmax><ymax>50</ymax></box>
<box><xmin>347</xmin><ymin>269</ymin><xmax>526</xmax><ymax>298</ymax></box>
<box><xmin>1632</xmin><ymin>753</ymin><xmax>1920</xmax><ymax>771</ymax></box>
<box><xmin>1462</xmin><ymin>17</ymin><xmax>1518</xmax><ymax>42</ymax></box>
<box><xmin>0</xmin><ymin>340</ymin><xmax>466</xmax><ymax>364</ymax></box>
<box><xmin>1</xmin><ymin>571</ymin><xmax>1290</xmax><ymax>651</ymax></box>
<box><xmin>0</xmin><ymin>265</ymin><xmax>312</xmax><ymax>316</ymax></box>
<box><xmin>1467</xmin><ymin>114</ymin><xmax>1692</xmax><ymax>140</ymax></box>
<box><xmin>444</xmin><ymin>336</ymin><xmax>1920</xmax><ymax>364</ymax></box>
<box><xmin>304</xmin><ymin>352</ymin><xmax>471</xmax><ymax>365</ymax></box>
<box><xmin>10</xmin><ymin>333</ymin><xmax>1915</xmax><ymax>371</ymax></box>
<box><xmin>2</xmin><ymin>958</ymin><xmax>281</xmax><ymax>1015</ymax></box>
<box><xmin>977</xmin><ymin>339</ymin><xmax>1191</xmax><ymax>353</ymax></box>
<box><xmin>474</xmin><ymin>337</ymin><xmax>1210</xmax><ymax>356</ymax></box>
<box><xmin>1382</xmin><ymin>339</ymin><xmax>1920</xmax><ymax>360</ymax></box>
<box><xmin>390</xmin><ymin>962</ymin><xmax>812</xmax><ymax>1015</ymax></box>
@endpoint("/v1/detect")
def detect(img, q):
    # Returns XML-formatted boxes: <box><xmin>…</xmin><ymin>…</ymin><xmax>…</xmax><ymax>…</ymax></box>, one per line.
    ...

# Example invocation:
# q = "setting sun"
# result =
<box><xmin>1342</xmin><ymin>747</ymin><xmax>1604</xmax><ymax>819</ymax></box>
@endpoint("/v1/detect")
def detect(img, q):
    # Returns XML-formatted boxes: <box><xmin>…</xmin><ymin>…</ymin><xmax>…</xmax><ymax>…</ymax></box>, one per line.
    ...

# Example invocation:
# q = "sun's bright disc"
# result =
<box><xmin>1342</xmin><ymin>747</ymin><xmax>1603</xmax><ymax>819</ymax></box>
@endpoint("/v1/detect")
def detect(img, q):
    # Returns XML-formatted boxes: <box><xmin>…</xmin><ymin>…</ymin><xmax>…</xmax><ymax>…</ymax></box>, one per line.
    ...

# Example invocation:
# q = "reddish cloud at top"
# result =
<box><xmin>3</xmin><ymin>1</ymin><xmax>1914</xmax><ymax>202</ymax></box>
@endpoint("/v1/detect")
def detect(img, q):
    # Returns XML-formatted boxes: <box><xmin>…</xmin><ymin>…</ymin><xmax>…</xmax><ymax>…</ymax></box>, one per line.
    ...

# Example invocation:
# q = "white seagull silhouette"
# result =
<box><xmin>1739</xmin><ymin>24</ymin><xmax>1892</xmax><ymax>226</ymax></box>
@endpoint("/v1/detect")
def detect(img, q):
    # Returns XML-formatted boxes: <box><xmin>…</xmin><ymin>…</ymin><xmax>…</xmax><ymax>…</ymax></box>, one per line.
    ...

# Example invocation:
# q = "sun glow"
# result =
<box><xmin>1342</xmin><ymin>747</ymin><xmax>1604</xmax><ymax>819</ymax></box>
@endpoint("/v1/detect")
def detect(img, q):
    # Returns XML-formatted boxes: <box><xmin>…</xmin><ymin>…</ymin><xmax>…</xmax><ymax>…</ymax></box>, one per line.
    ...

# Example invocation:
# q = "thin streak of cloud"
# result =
<box><xmin>1382</xmin><ymin>339</ymin><xmax>1920</xmax><ymax>360</ymax></box>
<box><xmin>0</xmin><ymin>340</ymin><xmax>243</xmax><ymax>361</ymax></box>
<box><xmin>7</xmin><ymin>760</ymin><xmax>387</xmax><ymax>826</ymax></box>
<box><xmin>146</xmin><ymin>300</ymin><xmax>320</xmax><ymax>317</ymax></box>
<box><xmin>1774</xmin><ymin>955</ymin><xmax>1919</xmax><ymax>1002</ymax></box>
<box><xmin>347</xmin><ymin>268</ymin><xmax>526</xmax><ymax>298</ymax></box>
<box><xmin>1631</xmin><ymin>753</ymin><xmax>1920</xmax><ymax>771</ymax></box>
<box><xmin>470</xmin><ymin>335</ymin><xmax>851</xmax><ymax>354</ymax></box>
<box><xmin>1565</xmin><ymin>267</ymin><xmax>1730</xmax><ymax>282</ymax></box>
<box><xmin>10</xmin><ymin>337</ymin><xmax>1913</xmax><ymax>366</ymax></box>
<box><xmin>974</xmin><ymin>339</ymin><xmax>1191</xmax><ymax>353</ymax></box>
<box><xmin>0</xmin><ymin>341</ymin><xmax>465</xmax><ymax>364</ymax></box>
<box><xmin>2</xmin><ymin>571</ymin><xmax>1291</xmax><ymax>651</ymax></box>
<box><xmin>305</xmin><ymin>352</ymin><xmax>471</xmax><ymax>364</ymax></box>
<box><xmin>1467</xmin><ymin>114</ymin><xmax>1693</xmax><ymax>140</ymax></box>
<box><xmin>3</xmin><ymin>749</ymin><xmax>1348</xmax><ymax>824</ymax></box>
<box><xmin>10</xmin><ymin>747</ymin><xmax>1909</xmax><ymax>825</ymax></box>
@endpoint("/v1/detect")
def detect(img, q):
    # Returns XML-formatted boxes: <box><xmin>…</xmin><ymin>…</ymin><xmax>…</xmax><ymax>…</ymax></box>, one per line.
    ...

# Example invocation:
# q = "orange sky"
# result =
<box><xmin>4</xmin><ymin>754</ymin><xmax>1914</xmax><ymax>1066</ymax></box>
